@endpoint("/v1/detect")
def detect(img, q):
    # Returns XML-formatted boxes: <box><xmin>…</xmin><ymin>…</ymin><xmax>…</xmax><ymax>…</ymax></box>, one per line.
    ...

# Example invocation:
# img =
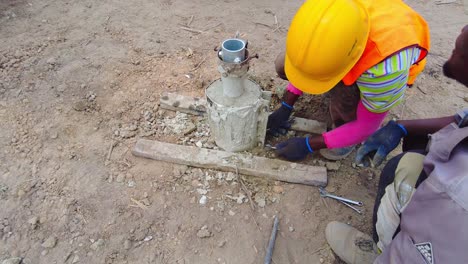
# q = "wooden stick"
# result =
<box><xmin>187</xmin><ymin>15</ymin><xmax>194</xmax><ymax>26</ymax></box>
<box><xmin>180</xmin><ymin>26</ymin><xmax>204</xmax><ymax>34</ymax></box>
<box><xmin>133</xmin><ymin>139</ymin><xmax>327</xmax><ymax>186</ymax></box>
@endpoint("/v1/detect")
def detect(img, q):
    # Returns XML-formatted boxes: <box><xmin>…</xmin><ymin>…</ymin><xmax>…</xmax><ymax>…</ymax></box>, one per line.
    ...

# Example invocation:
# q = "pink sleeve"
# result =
<box><xmin>323</xmin><ymin>101</ymin><xmax>388</xmax><ymax>149</ymax></box>
<box><xmin>287</xmin><ymin>82</ymin><xmax>303</xmax><ymax>96</ymax></box>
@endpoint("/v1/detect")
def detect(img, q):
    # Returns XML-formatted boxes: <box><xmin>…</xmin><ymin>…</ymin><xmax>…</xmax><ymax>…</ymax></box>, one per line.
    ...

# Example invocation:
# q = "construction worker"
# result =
<box><xmin>269</xmin><ymin>0</ymin><xmax>430</xmax><ymax>161</ymax></box>
<box><xmin>325</xmin><ymin>25</ymin><xmax>468</xmax><ymax>263</ymax></box>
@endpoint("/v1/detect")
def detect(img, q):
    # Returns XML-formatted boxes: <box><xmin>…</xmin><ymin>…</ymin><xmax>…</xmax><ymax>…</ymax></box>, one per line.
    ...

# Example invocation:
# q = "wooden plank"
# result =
<box><xmin>133</xmin><ymin>139</ymin><xmax>327</xmax><ymax>186</ymax></box>
<box><xmin>291</xmin><ymin>117</ymin><xmax>327</xmax><ymax>134</ymax></box>
<box><xmin>159</xmin><ymin>93</ymin><xmax>326</xmax><ymax>134</ymax></box>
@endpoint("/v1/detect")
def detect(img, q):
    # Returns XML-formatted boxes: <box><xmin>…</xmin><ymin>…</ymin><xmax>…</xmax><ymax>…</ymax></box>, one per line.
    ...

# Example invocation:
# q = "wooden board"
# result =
<box><xmin>133</xmin><ymin>139</ymin><xmax>327</xmax><ymax>186</ymax></box>
<box><xmin>159</xmin><ymin>93</ymin><xmax>326</xmax><ymax>134</ymax></box>
<box><xmin>290</xmin><ymin>117</ymin><xmax>327</xmax><ymax>134</ymax></box>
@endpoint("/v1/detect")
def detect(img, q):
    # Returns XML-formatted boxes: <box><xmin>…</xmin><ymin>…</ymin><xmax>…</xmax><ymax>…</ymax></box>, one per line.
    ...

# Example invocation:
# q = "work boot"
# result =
<box><xmin>325</xmin><ymin>221</ymin><xmax>378</xmax><ymax>264</ymax></box>
<box><xmin>320</xmin><ymin>145</ymin><xmax>355</xmax><ymax>160</ymax></box>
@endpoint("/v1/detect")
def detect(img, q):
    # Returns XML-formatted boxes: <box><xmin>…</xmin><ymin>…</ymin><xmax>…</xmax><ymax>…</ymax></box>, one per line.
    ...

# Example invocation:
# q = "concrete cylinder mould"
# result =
<box><xmin>206</xmin><ymin>45</ymin><xmax>270</xmax><ymax>152</ymax></box>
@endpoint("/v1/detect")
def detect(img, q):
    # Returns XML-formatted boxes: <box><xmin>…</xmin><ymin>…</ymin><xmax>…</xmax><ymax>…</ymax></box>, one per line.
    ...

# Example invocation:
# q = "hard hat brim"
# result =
<box><xmin>284</xmin><ymin>53</ymin><xmax>346</xmax><ymax>95</ymax></box>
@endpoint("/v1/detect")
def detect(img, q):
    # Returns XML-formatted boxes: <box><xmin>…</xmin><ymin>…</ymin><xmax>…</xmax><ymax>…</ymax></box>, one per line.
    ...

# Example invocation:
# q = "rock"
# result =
<box><xmin>119</xmin><ymin>129</ymin><xmax>137</xmax><ymax>139</ymax></box>
<box><xmin>199</xmin><ymin>195</ymin><xmax>207</xmax><ymax>205</ymax></box>
<box><xmin>41</xmin><ymin>250</ymin><xmax>48</xmax><ymax>256</ymax></box>
<box><xmin>255</xmin><ymin>196</ymin><xmax>266</xmax><ymax>208</ymax></box>
<box><xmin>325</xmin><ymin>162</ymin><xmax>340</xmax><ymax>171</ymax></box>
<box><xmin>123</xmin><ymin>239</ymin><xmax>132</xmax><ymax>250</ymax></box>
<box><xmin>228</xmin><ymin>210</ymin><xmax>235</xmax><ymax>216</ymax></box>
<box><xmin>90</xmin><ymin>239</ymin><xmax>105</xmax><ymax>251</ymax></box>
<box><xmin>217</xmin><ymin>240</ymin><xmax>226</xmax><ymax>248</ymax></box>
<box><xmin>72</xmin><ymin>255</ymin><xmax>80</xmax><ymax>263</ymax></box>
<box><xmin>28</xmin><ymin>216</ymin><xmax>39</xmax><ymax>229</ymax></box>
<box><xmin>195</xmin><ymin>141</ymin><xmax>203</xmax><ymax>148</ymax></box>
<box><xmin>2</xmin><ymin>258</ymin><xmax>22</xmax><ymax>264</ymax></box>
<box><xmin>127</xmin><ymin>180</ymin><xmax>136</xmax><ymax>187</ymax></box>
<box><xmin>272</xmin><ymin>186</ymin><xmax>284</xmax><ymax>194</ymax></box>
<box><xmin>46</xmin><ymin>57</ymin><xmax>56</xmax><ymax>65</ymax></box>
<box><xmin>183</xmin><ymin>122</ymin><xmax>196</xmax><ymax>135</ymax></box>
<box><xmin>73</xmin><ymin>101</ymin><xmax>88</xmax><ymax>112</ymax></box>
<box><xmin>197</xmin><ymin>189</ymin><xmax>208</xmax><ymax>195</ymax></box>
<box><xmin>225</xmin><ymin>172</ymin><xmax>236</xmax><ymax>181</ymax></box>
<box><xmin>289</xmin><ymin>226</ymin><xmax>295</xmax><ymax>232</ymax></box>
<box><xmin>319</xmin><ymin>258</ymin><xmax>324</xmax><ymax>263</ymax></box>
<box><xmin>196</xmin><ymin>227</ymin><xmax>211</xmax><ymax>238</ymax></box>
<box><xmin>41</xmin><ymin>236</ymin><xmax>57</xmax><ymax>248</ymax></box>
<box><xmin>116</xmin><ymin>174</ymin><xmax>125</xmax><ymax>183</ymax></box>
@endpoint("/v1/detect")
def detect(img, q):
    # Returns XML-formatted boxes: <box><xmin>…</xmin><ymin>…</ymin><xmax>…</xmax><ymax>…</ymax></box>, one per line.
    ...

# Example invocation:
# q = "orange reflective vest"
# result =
<box><xmin>342</xmin><ymin>0</ymin><xmax>430</xmax><ymax>86</ymax></box>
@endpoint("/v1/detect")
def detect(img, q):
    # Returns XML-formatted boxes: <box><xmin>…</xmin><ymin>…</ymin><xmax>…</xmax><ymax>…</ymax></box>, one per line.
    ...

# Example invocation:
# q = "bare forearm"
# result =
<box><xmin>282</xmin><ymin>90</ymin><xmax>300</xmax><ymax>106</ymax></box>
<box><xmin>397</xmin><ymin>116</ymin><xmax>455</xmax><ymax>136</ymax></box>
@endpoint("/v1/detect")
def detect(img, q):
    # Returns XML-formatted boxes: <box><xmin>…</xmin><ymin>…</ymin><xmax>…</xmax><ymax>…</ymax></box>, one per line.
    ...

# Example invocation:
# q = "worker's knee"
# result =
<box><xmin>275</xmin><ymin>52</ymin><xmax>288</xmax><ymax>80</ymax></box>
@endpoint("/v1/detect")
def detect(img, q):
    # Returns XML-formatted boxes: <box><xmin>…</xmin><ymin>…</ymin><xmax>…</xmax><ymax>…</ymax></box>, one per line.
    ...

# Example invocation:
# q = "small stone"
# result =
<box><xmin>228</xmin><ymin>210</ymin><xmax>235</xmax><ymax>216</ymax></box>
<box><xmin>28</xmin><ymin>216</ymin><xmax>39</xmax><ymax>225</ymax></box>
<box><xmin>46</xmin><ymin>57</ymin><xmax>56</xmax><ymax>65</ymax></box>
<box><xmin>217</xmin><ymin>240</ymin><xmax>226</xmax><ymax>248</ymax></box>
<box><xmin>127</xmin><ymin>180</ymin><xmax>136</xmax><ymax>187</ymax></box>
<box><xmin>116</xmin><ymin>174</ymin><xmax>125</xmax><ymax>183</ymax></box>
<box><xmin>197</xmin><ymin>189</ymin><xmax>208</xmax><ymax>195</ymax></box>
<box><xmin>196</xmin><ymin>228</ymin><xmax>211</xmax><ymax>238</ymax></box>
<box><xmin>325</xmin><ymin>162</ymin><xmax>340</xmax><ymax>171</ymax></box>
<box><xmin>272</xmin><ymin>186</ymin><xmax>284</xmax><ymax>194</ymax></box>
<box><xmin>2</xmin><ymin>258</ymin><xmax>22</xmax><ymax>264</ymax></box>
<box><xmin>319</xmin><ymin>258</ymin><xmax>324</xmax><ymax>263</ymax></box>
<box><xmin>199</xmin><ymin>195</ymin><xmax>207</xmax><ymax>205</ymax></box>
<box><xmin>256</xmin><ymin>197</ymin><xmax>266</xmax><ymax>208</ymax></box>
<box><xmin>123</xmin><ymin>239</ymin><xmax>132</xmax><ymax>250</ymax></box>
<box><xmin>73</xmin><ymin>101</ymin><xmax>88</xmax><ymax>112</ymax></box>
<box><xmin>195</xmin><ymin>141</ymin><xmax>203</xmax><ymax>148</ymax></box>
<box><xmin>72</xmin><ymin>255</ymin><xmax>80</xmax><ymax>263</ymax></box>
<box><xmin>90</xmin><ymin>239</ymin><xmax>105</xmax><ymax>251</ymax></box>
<box><xmin>143</xmin><ymin>236</ymin><xmax>153</xmax><ymax>242</ymax></box>
<box><xmin>464</xmin><ymin>97</ymin><xmax>468</xmax><ymax>103</ymax></box>
<box><xmin>41</xmin><ymin>249</ymin><xmax>48</xmax><ymax>256</ymax></box>
<box><xmin>41</xmin><ymin>236</ymin><xmax>57</xmax><ymax>248</ymax></box>
<box><xmin>225</xmin><ymin>172</ymin><xmax>236</xmax><ymax>181</ymax></box>
<box><xmin>288</xmin><ymin>226</ymin><xmax>295</xmax><ymax>232</ymax></box>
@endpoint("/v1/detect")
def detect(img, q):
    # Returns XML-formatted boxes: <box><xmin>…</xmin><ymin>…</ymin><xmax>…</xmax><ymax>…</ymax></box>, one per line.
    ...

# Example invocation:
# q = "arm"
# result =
<box><xmin>283</xmin><ymin>83</ymin><xmax>302</xmax><ymax>106</ymax></box>
<box><xmin>275</xmin><ymin>101</ymin><xmax>387</xmax><ymax>160</ymax></box>
<box><xmin>267</xmin><ymin>83</ymin><xmax>302</xmax><ymax>136</ymax></box>
<box><xmin>397</xmin><ymin>116</ymin><xmax>455</xmax><ymax>136</ymax></box>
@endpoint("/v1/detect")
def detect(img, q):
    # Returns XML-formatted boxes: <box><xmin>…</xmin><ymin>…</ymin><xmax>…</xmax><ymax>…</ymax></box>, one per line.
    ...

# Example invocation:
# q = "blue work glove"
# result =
<box><xmin>267</xmin><ymin>102</ymin><xmax>293</xmax><ymax>137</ymax></box>
<box><xmin>275</xmin><ymin>137</ymin><xmax>313</xmax><ymax>161</ymax></box>
<box><xmin>355</xmin><ymin>121</ymin><xmax>408</xmax><ymax>167</ymax></box>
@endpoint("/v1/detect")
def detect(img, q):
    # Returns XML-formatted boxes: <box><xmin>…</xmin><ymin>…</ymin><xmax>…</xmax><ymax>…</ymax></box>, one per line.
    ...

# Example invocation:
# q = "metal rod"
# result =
<box><xmin>338</xmin><ymin>200</ymin><xmax>363</xmax><ymax>214</ymax></box>
<box><xmin>324</xmin><ymin>193</ymin><xmax>363</xmax><ymax>206</ymax></box>
<box><xmin>264</xmin><ymin>215</ymin><xmax>279</xmax><ymax>264</ymax></box>
<box><xmin>319</xmin><ymin>187</ymin><xmax>363</xmax><ymax>206</ymax></box>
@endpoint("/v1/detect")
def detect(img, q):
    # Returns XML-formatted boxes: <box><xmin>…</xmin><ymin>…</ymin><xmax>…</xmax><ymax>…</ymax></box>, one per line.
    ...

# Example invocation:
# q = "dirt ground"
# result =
<box><xmin>0</xmin><ymin>0</ymin><xmax>467</xmax><ymax>263</ymax></box>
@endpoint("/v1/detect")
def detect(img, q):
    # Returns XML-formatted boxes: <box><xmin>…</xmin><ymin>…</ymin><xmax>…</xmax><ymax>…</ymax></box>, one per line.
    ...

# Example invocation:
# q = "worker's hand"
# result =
<box><xmin>275</xmin><ymin>137</ymin><xmax>313</xmax><ymax>161</ymax></box>
<box><xmin>267</xmin><ymin>102</ymin><xmax>293</xmax><ymax>137</ymax></box>
<box><xmin>355</xmin><ymin>121</ymin><xmax>407</xmax><ymax>167</ymax></box>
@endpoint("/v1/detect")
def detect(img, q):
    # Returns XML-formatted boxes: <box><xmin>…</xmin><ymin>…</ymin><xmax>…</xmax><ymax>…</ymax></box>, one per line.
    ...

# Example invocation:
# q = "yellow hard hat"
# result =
<box><xmin>285</xmin><ymin>0</ymin><xmax>370</xmax><ymax>94</ymax></box>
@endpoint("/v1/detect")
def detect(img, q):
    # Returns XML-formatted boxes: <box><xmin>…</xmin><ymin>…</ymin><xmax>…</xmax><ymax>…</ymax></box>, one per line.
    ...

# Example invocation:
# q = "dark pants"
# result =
<box><xmin>275</xmin><ymin>52</ymin><xmax>360</xmax><ymax>128</ymax></box>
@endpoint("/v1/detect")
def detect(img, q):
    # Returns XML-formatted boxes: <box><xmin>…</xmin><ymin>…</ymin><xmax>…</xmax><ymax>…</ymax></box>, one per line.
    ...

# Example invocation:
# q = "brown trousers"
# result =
<box><xmin>275</xmin><ymin>52</ymin><xmax>360</xmax><ymax>128</ymax></box>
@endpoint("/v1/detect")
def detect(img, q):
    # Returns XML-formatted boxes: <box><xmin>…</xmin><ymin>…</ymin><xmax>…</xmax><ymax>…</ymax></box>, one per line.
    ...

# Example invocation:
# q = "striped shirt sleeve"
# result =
<box><xmin>356</xmin><ymin>47</ymin><xmax>421</xmax><ymax>113</ymax></box>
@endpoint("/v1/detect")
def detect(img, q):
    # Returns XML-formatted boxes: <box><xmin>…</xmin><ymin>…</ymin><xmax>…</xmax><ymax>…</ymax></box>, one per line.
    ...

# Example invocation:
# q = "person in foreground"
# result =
<box><xmin>268</xmin><ymin>0</ymin><xmax>430</xmax><ymax>161</ymax></box>
<box><xmin>325</xmin><ymin>25</ymin><xmax>468</xmax><ymax>264</ymax></box>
